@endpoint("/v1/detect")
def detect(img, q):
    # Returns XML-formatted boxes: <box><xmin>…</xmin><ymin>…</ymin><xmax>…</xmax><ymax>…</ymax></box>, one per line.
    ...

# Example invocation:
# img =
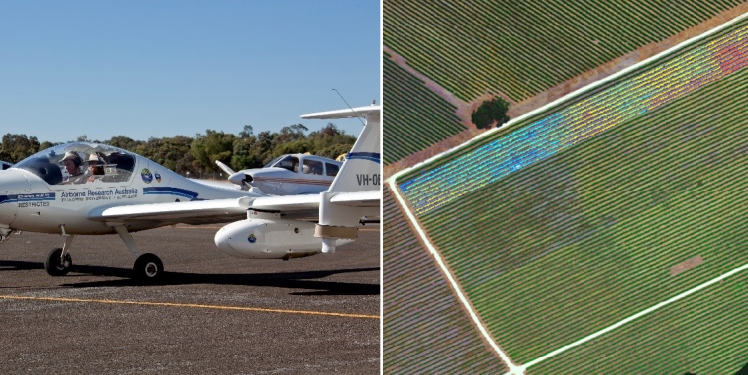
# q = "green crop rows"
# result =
<box><xmin>410</xmin><ymin>38</ymin><xmax>748</xmax><ymax>364</ymax></box>
<box><xmin>383</xmin><ymin>187</ymin><xmax>507</xmax><ymax>374</ymax></box>
<box><xmin>384</xmin><ymin>54</ymin><xmax>466</xmax><ymax>166</ymax></box>
<box><xmin>396</xmin><ymin>17</ymin><xmax>748</xmax><ymax>185</ymax></box>
<box><xmin>385</xmin><ymin>0</ymin><xmax>745</xmax><ymax>102</ymax></box>
<box><xmin>528</xmin><ymin>271</ymin><xmax>748</xmax><ymax>374</ymax></box>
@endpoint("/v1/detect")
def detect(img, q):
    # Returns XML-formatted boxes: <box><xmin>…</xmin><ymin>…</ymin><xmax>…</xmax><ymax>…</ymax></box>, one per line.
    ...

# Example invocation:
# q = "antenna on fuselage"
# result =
<box><xmin>332</xmin><ymin>89</ymin><xmax>366</xmax><ymax>127</ymax></box>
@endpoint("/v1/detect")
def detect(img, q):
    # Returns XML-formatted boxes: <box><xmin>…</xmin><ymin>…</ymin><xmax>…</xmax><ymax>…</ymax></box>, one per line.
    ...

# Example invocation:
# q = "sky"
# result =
<box><xmin>0</xmin><ymin>1</ymin><xmax>381</xmax><ymax>143</ymax></box>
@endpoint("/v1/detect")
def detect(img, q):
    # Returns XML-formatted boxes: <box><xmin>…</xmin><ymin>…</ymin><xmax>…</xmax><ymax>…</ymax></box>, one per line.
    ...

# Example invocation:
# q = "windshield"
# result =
<box><xmin>15</xmin><ymin>142</ymin><xmax>137</xmax><ymax>185</ymax></box>
<box><xmin>263</xmin><ymin>156</ymin><xmax>284</xmax><ymax>168</ymax></box>
<box><xmin>273</xmin><ymin>155</ymin><xmax>299</xmax><ymax>173</ymax></box>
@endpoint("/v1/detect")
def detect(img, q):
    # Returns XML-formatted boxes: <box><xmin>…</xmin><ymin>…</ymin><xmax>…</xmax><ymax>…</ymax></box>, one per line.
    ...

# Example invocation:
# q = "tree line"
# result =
<box><xmin>0</xmin><ymin>123</ymin><xmax>356</xmax><ymax>175</ymax></box>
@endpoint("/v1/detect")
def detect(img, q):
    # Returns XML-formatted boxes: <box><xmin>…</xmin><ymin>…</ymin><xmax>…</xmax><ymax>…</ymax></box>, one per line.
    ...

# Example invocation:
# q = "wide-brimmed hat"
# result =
<box><xmin>61</xmin><ymin>151</ymin><xmax>82</xmax><ymax>165</ymax></box>
<box><xmin>88</xmin><ymin>153</ymin><xmax>105</xmax><ymax>165</ymax></box>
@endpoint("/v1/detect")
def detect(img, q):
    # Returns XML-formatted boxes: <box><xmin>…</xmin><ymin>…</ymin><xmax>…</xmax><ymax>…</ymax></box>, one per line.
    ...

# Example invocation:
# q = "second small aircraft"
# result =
<box><xmin>216</xmin><ymin>154</ymin><xmax>342</xmax><ymax>195</ymax></box>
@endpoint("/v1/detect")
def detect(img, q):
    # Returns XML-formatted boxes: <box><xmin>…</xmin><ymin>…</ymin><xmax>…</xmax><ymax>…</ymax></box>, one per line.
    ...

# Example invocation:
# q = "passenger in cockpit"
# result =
<box><xmin>60</xmin><ymin>151</ymin><xmax>87</xmax><ymax>185</ymax></box>
<box><xmin>86</xmin><ymin>153</ymin><xmax>106</xmax><ymax>183</ymax></box>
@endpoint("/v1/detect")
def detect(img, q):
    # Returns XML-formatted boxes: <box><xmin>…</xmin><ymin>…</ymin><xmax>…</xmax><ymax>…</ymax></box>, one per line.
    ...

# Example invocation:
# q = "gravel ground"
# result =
<box><xmin>0</xmin><ymin>224</ymin><xmax>381</xmax><ymax>374</ymax></box>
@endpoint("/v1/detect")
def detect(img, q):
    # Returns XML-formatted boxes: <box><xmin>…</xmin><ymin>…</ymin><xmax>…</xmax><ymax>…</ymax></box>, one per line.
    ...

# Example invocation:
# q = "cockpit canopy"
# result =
<box><xmin>14</xmin><ymin>142</ymin><xmax>137</xmax><ymax>186</ymax></box>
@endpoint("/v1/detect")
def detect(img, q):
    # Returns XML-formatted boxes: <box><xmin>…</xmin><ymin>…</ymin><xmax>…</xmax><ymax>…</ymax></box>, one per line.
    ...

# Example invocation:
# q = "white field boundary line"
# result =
<box><xmin>386</xmin><ymin>179</ymin><xmax>522</xmax><ymax>373</ymax></box>
<box><xmin>510</xmin><ymin>261</ymin><xmax>748</xmax><ymax>373</ymax></box>
<box><xmin>386</xmin><ymin>10</ymin><xmax>748</xmax><ymax>186</ymax></box>
<box><xmin>386</xmin><ymin>11</ymin><xmax>748</xmax><ymax>375</ymax></box>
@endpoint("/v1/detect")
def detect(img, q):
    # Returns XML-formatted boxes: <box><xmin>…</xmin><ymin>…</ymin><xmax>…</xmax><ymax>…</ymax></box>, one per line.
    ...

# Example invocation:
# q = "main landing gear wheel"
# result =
<box><xmin>44</xmin><ymin>248</ymin><xmax>72</xmax><ymax>276</ymax></box>
<box><xmin>133</xmin><ymin>253</ymin><xmax>164</xmax><ymax>282</ymax></box>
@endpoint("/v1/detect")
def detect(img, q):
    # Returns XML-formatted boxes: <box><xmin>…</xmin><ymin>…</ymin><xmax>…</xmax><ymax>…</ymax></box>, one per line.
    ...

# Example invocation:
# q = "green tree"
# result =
<box><xmin>306</xmin><ymin>123</ymin><xmax>356</xmax><ymax>156</ymax></box>
<box><xmin>274</xmin><ymin>140</ymin><xmax>311</xmax><ymax>156</ymax></box>
<box><xmin>472</xmin><ymin>97</ymin><xmax>510</xmax><ymax>129</ymax></box>
<box><xmin>104</xmin><ymin>136</ymin><xmax>143</xmax><ymax>151</ymax></box>
<box><xmin>317</xmin><ymin>143</ymin><xmax>352</xmax><ymax>160</ymax></box>
<box><xmin>134</xmin><ymin>136</ymin><xmax>193</xmax><ymax>173</ymax></box>
<box><xmin>190</xmin><ymin>130</ymin><xmax>237</xmax><ymax>173</ymax></box>
<box><xmin>231</xmin><ymin>130</ymin><xmax>259</xmax><ymax>170</ymax></box>
<box><xmin>239</xmin><ymin>124</ymin><xmax>254</xmax><ymax>138</ymax></box>
<box><xmin>0</xmin><ymin>134</ymin><xmax>41</xmax><ymax>163</ymax></box>
<box><xmin>250</xmin><ymin>131</ymin><xmax>276</xmax><ymax>166</ymax></box>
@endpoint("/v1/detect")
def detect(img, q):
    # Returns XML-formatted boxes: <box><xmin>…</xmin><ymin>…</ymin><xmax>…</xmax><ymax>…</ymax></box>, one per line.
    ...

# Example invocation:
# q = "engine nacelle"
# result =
<box><xmin>214</xmin><ymin>218</ymin><xmax>351</xmax><ymax>259</ymax></box>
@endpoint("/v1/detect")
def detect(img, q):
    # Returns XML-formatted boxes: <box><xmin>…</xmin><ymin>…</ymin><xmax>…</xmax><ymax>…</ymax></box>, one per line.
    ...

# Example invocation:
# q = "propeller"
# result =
<box><xmin>215</xmin><ymin>160</ymin><xmax>253</xmax><ymax>191</ymax></box>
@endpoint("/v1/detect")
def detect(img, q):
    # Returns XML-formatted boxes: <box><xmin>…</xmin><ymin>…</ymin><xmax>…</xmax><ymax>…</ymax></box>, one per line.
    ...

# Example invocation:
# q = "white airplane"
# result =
<box><xmin>0</xmin><ymin>104</ymin><xmax>381</xmax><ymax>281</ymax></box>
<box><xmin>1</xmin><ymin>161</ymin><xmax>11</xmax><ymax>170</ymax></box>
<box><xmin>215</xmin><ymin>154</ymin><xmax>342</xmax><ymax>195</ymax></box>
<box><xmin>216</xmin><ymin>104</ymin><xmax>381</xmax><ymax>255</ymax></box>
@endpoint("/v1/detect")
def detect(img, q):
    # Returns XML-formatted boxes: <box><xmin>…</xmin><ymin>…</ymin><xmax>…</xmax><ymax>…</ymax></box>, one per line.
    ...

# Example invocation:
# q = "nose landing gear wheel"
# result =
<box><xmin>44</xmin><ymin>248</ymin><xmax>72</xmax><ymax>276</ymax></box>
<box><xmin>133</xmin><ymin>253</ymin><xmax>164</xmax><ymax>282</ymax></box>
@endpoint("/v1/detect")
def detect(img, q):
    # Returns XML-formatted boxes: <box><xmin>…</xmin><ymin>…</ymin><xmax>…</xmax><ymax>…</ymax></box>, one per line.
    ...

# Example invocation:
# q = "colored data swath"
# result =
<box><xmin>399</xmin><ymin>25</ymin><xmax>748</xmax><ymax>216</ymax></box>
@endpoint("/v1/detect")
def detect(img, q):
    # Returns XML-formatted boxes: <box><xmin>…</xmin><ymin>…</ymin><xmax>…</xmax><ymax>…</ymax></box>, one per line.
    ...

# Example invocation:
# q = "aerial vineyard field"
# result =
<box><xmin>385</xmin><ymin>0</ymin><xmax>746</xmax><ymax>102</ymax></box>
<box><xmin>384</xmin><ymin>54</ymin><xmax>466</xmax><ymax>166</ymax></box>
<box><xmin>383</xmin><ymin>187</ymin><xmax>506</xmax><ymax>374</ymax></box>
<box><xmin>394</xmin><ymin>17</ymin><xmax>748</xmax><ymax>365</ymax></box>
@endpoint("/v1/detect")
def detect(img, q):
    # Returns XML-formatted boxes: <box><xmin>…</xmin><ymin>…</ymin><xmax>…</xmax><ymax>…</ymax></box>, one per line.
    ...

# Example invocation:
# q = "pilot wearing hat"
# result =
<box><xmin>60</xmin><ymin>151</ymin><xmax>87</xmax><ymax>185</ymax></box>
<box><xmin>86</xmin><ymin>153</ymin><xmax>106</xmax><ymax>183</ymax></box>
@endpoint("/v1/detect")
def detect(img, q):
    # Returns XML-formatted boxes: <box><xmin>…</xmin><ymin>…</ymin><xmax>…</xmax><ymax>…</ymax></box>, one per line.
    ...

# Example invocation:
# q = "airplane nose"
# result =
<box><xmin>228</xmin><ymin>172</ymin><xmax>251</xmax><ymax>186</ymax></box>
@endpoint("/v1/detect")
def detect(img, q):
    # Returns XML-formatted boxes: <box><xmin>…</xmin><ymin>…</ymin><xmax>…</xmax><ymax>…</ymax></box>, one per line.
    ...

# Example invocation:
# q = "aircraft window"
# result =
<box><xmin>275</xmin><ymin>156</ymin><xmax>299</xmax><ymax>173</ymax></box>
<box><xmin>325</xmin><ymin>163</ymin><xmax>339</xmax><ymax>177</ymax></box>
<box><xmin>14</xmin><ymin>142</ymin><xmax>137</xmax><ymax>186</ymax></box>
<box><xmin>302</xmin><ymin>159</ymin><xmax>323</xmax><ymax>175</ymax></box>
<box><xmin>264</xmin><ymin>156</ymin><xmax>284</xmax><ymax>168</ymax></box>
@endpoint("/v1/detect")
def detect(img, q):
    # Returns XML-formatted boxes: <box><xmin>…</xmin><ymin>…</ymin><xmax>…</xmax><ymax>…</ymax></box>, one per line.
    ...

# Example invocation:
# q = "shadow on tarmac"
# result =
<box><xmin>0</xmin><ymin>260</ymin><xmax>41</xmax><ymax>271</ymax></box>
<box><xmin>0</xmin><ymin>260</ymin><xmax>380</xmax><ymax>296</ymax></box>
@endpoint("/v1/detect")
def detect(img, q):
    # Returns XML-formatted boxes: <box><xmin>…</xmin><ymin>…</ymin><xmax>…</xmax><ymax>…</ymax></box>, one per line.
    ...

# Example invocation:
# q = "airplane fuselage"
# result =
<box><xmin>0</xmin><ymin>157</ymin><xmax>254</xmax><ymax>236</ymax></box>
<box><xmin>238</xmin><ymin>154</ymin><xmax>341</xmax><ymax>195</ymax></box>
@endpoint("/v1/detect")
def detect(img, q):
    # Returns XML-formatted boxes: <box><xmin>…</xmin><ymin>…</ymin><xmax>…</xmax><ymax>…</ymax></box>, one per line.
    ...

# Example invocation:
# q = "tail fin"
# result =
<box><xmin>301</xmin><ymin>104</ymin><xmax>381</xmax><ymax>193</ymax></box>
<box><xmin>301</xmin><ymin>103</ymin><xmax>381</xmax><ymax>253</ymax></box>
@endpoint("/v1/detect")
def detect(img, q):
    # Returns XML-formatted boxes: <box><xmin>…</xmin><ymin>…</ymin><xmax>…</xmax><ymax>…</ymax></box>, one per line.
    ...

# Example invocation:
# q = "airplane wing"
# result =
<box><xmin>88</xmin><ymin>198</ymin><xmax>248</xmax><ymax>225</ymax></box>
<box><xmin>86</xmin><ymin>190</ymin><xmax>381</xmax><ymax>226</ymax></box>
<box><xmin>248</xmin><ymin>194</ymin><xmax>320</xmax><ymax>212</ymax></box>
<box><xmin>246</xmin><ymin>190</ymin><xmax>381</xmax><ymax>213</ymax></box>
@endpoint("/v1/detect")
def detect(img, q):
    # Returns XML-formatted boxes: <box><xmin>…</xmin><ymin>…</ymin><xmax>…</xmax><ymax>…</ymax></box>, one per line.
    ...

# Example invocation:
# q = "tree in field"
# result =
<box><xmin>472</xmin><ymin>97</ymin><xmax>510</xmax><ymax>129</ymax></box>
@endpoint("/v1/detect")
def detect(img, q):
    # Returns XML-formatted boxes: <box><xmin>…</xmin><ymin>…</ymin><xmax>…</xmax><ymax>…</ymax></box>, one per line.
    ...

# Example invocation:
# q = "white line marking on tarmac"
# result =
<box><xmin>387</xmin><ymin>180</ymin><xmax>521</xmax><ymax>373</ymax></box>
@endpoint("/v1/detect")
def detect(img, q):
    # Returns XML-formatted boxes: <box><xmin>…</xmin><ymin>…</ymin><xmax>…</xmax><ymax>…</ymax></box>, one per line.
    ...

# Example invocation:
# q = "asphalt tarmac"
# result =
<box><xmin>0</xmin><ymin>224</ymin><xmax>381</xmax><ymax>374</ymax></box>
